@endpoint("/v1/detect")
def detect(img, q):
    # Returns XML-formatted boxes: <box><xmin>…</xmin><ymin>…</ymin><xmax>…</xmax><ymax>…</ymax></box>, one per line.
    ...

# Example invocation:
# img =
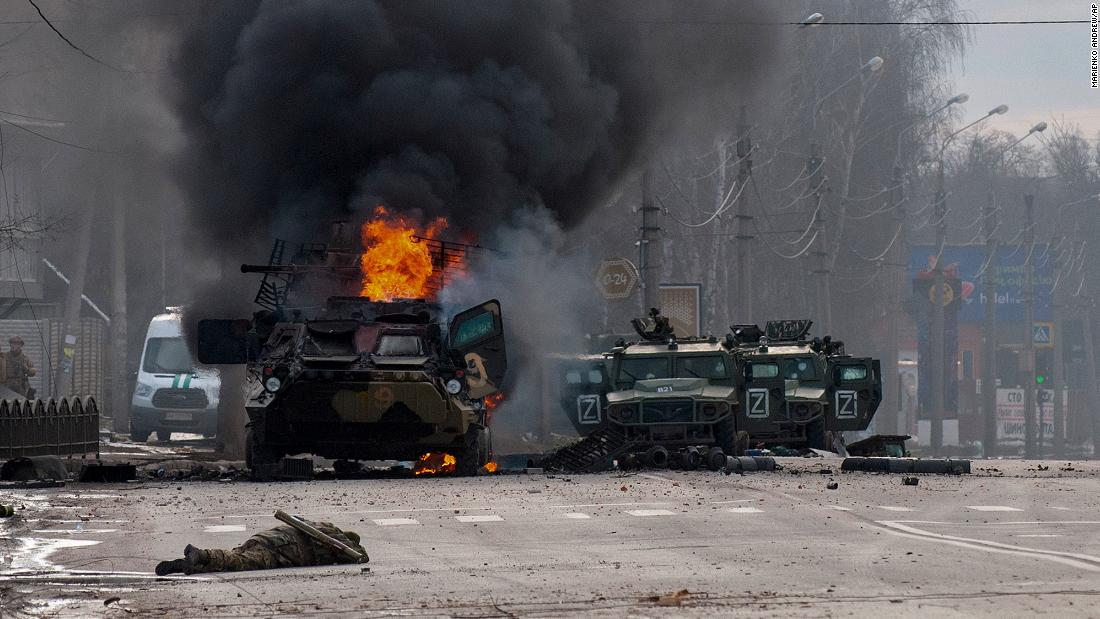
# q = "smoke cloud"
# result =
<box><xmin>172</xmin><ymin>0</ymin><xmax>779</xmax><ymax>448</ymax></box>
<box><xmin>174</xmin><ymin>0</ymin><xmax>777</xmax><ymax>245</ymax></box>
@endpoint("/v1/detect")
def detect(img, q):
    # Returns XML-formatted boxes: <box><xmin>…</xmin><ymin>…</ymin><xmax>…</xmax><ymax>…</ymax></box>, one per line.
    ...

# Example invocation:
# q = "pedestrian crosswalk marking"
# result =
<box><xmin>829</xmin><ymin>506</ymin><xmax>852</xmax><ymax>511</ymax></box>
<box><xmin>373</xmin><ymin>518</ymin><xmax>420</xmax><ymax>526</ymax></box>
<box><xmin>967</xmin><ymin>505</ymin><xmax>1023</xmax><ymax>512</ymax></box>
<box><xmin>455</xmin><ymin>515</ymin><xmax>504</xmax><ymax>523</ymax></box>
<box><xmin>204</xmin><ymin>525</ymin><xmax>246</xmax><ymax>533</ymax></box>
<box><xmin>626</xmin><ymin>509</ymin><xmax>676</xmax><ymax>517</ymax></box>
<box><xmin>728</xmin><ymin>507</ymin><xmax>764</xmax><ymax>513</ymax></box>
<box><xmin>878</xmin><ymin>506</ymin><xmax>914</xmax><ymax>512</ymax></box>
<box><xmin>563</xmin><ymin>513</ymin><xmax>591</xmax><ymax>519</ymax></box>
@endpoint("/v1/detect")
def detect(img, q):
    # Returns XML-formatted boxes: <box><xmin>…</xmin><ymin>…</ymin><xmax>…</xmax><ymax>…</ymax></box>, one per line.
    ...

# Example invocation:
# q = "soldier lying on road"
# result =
<box><xmin>155</xmin><ymin>518</ymin><xmax>368</xmax><ymax>575</ymax></box>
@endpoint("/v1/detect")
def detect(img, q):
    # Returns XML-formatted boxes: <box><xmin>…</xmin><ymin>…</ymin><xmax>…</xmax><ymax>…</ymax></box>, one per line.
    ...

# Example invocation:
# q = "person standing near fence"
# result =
<box><xmin>4</xmin><ymin>336</ymin><xmax>36</xmax><ymax>398</ymax></box>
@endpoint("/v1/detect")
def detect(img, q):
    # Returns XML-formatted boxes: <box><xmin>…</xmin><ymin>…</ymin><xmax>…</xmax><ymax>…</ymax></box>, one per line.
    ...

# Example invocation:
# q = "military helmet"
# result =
<box><xmin>8</xmin><ymin>336</ymin><xmax>23</xmax><ymax>345</ymax></box>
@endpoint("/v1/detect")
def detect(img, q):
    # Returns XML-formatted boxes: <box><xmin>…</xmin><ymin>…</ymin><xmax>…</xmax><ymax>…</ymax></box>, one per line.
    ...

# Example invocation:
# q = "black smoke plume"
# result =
<box><xmin>173</xmin><ymin>0</ymin><xmax>778</xmax><ymax>247</ymax></box>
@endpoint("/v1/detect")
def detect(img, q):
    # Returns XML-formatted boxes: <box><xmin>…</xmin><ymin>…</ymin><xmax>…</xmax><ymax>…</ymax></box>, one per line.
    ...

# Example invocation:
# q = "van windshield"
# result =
<box><xmin>143</xmin><ymin>337</ymin><xmax>193</xmax><ymax>374</ymax></box>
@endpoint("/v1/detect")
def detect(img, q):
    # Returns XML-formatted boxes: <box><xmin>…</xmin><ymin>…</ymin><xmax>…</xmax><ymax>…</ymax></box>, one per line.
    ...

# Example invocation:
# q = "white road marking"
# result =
<box><xmin>727</xmin><ymin>507</ymin><xmax>764</xmax><ymax>514</ymax></box>
<box><xmin>711</xmin><ymin>500</ymin><xmax>754</xmax><ymax>505</ymax></box>
<box><xmin>563</xmin><ymin>513</ymin><xmax>591</xmax><ymax>519</ymax></box>
<box><xmin>1015</xmin><ymin>534</ymin><xmax>1063</xmax><ymax>538</ymax></box>
<box><xmin>626</xmin><ymin>509</ymin><xmax>676</xmax><ymax>517</ymax></box>
<box><xmin>217</xmin><ymin>506</ymin><xmax>495</xmax><ymax>519</ymax></box>
<box><xmin>549</xmin><ymin>502</ymin><xmax>672</xmax><ymax>509</ymax></box>
<box><xmin>967</xmin><ymin>505</ymin><xmax>1023</xmax><ymax>512</ymax></box>
<box><xmin>874</xmin><ymin>520</ymin><xmax>1100</xmax><ymax>572</ymax></box>
<box><xmin>455</xmin><ymin>515</ymin><xmax>504</xmax><ymax>523</ymax></box>
<box><xmin>877</xmin><ymin>506</ymin><xmax>914</xmax><ymax>512</ymax></box>
<box><xmin>373</xmin><ymin>518</ymin><xmax>420</xmax><ymax>526</ymax></box>
<box><xmin>1049</xmin><ymin>507</ymin><xmax>1072</xmax><ymax>511</ymax></box>
<box><xmin>203</xmin><ymin>525</ymin><xmax>246</xmax><ymax>533</ymax></box>
<box><xmin>829</xmin><ymin>506</ymin><xmax>852</xmax><ymax>511</ymax></box>
<box><xmin>31</xmin><ymin>529</ymin><xmax>118</xmax><ymax>534</ymax></box>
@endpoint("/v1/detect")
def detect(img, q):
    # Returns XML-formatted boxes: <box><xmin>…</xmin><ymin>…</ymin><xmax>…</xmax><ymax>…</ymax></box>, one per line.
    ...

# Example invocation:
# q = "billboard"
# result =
<box><xmin>908</xmin><ymin>245</ymin><xmax>1052</xmax><ymax>323</ymax></box>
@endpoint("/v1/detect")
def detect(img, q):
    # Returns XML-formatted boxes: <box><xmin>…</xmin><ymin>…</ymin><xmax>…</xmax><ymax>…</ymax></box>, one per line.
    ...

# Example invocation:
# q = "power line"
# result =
<box><xmin>25</xmin><ymin>0</ymin><xmax>125</xmax><ymax>72</ymax></box>
<box><xmin>0</xmin><ymin>117</ymin><xmax>115</xmax><ymax>153</ymax></box>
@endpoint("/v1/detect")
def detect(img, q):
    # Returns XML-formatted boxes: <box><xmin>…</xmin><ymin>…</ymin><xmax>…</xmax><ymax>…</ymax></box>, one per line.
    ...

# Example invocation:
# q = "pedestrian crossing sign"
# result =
<box><xmin>1032</xmin><ymin>322</ymin><xmax>1053</xmax><ymax>348</ymax></box>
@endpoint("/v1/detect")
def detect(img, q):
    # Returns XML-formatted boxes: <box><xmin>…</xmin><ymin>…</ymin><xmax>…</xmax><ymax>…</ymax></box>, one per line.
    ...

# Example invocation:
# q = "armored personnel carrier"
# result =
<box><xmin>196</xmin><ymin>236</ymin><xmax>505</xmax><ymax>479</ymax></box>
<box><xmin>547</xmin><ymin>313</ymin><xmax>882</xmax><ymax>471</ymax></box>
<box><xmin>728</xmin><ymin>320</ymin><xmax>881</xmax><ymax>451</ymax></box>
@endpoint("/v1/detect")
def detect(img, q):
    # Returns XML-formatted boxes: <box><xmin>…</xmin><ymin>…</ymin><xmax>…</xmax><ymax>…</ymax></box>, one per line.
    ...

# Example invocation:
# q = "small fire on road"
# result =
<box><xmin>413</xmin><ymin>452</ymin><xmax>456</xmax><ymax>476</ymax></box>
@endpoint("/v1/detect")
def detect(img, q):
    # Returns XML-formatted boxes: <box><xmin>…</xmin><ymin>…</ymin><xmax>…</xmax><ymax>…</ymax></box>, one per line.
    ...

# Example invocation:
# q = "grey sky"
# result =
<box><xmin>950</xmin><ymin>0</ymin><xmax>1098</xmax><ymax>138</ymax></box>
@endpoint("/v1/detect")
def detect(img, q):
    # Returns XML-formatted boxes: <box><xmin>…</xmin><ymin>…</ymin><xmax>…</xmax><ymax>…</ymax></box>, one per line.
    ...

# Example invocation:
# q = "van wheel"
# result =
<box><xmin>130</xmin><ymin>426</ymin><xmax>151</xmax><ymax>443</ymax></box>
<box><xmin>153</xmin><ymin>431</ymin><xmax>172</xmax><ymax>442</ymax></box>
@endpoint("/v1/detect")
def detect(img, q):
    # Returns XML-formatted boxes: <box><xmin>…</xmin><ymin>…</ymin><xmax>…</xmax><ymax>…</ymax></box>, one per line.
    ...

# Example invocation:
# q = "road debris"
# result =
<box><xmin>826</xmin><ymin>481</ymin><xmax>839</xmax><ymax>490</ymax></box>
<box><xmin>903</xmin><ymin>476</ymin><xmax>919</xmax><ymax>486</ymax></box>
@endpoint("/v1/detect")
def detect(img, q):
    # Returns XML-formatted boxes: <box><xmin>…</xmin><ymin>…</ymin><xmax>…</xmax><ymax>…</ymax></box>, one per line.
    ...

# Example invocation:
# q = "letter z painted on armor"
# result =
<box><xmin>835</xmin><ymin>390</ymin><xmax>858</xmax><ymax>419</ymax></box>
<box><xmin>746</xmin><ymin>388</ymin><xmax>769</xmax><ymax>418</ymax></box>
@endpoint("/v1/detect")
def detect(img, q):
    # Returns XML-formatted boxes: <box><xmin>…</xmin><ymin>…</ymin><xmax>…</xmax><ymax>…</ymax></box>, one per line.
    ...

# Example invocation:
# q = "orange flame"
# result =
<box><xmin>484</xmin><ymin>392</ymin><xmax>505</xmax><ymax>411</ymax></box>
<box><xmin>359</xmin><ymin>206</ymin><xmax>448</xmax><ymax>301</ymax></box>
<box><xmin>413</xmin><ymin>452</ymin><xmax>456</xmax><ymax>476</ymax></box>
<box><xmin>483</xmin><ymin>461</ymin><xmax>499</xmax><ymax>474</ymax></box>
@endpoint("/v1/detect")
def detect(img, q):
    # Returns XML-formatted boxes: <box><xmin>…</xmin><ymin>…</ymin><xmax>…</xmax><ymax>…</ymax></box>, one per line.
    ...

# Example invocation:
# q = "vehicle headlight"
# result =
<box><xmin>446</xmin><ymin>379</ymin><xmax>463</xmax><ymax>395</ymax></box>
<box><xmin>134</xmin><ymin>382</ymin><xmax>154</xmax><ymax>398</ymax></box>
<box><xmin>264</xmin><ymin>376</ymin><xmax>282</xmax><ymax>392</ymax></box>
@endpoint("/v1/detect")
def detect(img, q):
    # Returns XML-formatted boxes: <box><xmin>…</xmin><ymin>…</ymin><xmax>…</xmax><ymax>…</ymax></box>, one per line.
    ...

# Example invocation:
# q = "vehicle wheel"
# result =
<box><xmin>153</xmin><ymin>430</ymin><xmax>172</xmax><ymax>442</ymax></box>
<box><xmin>713</xmin><ymin>416</ymin><xmax>736</xmax><ymax>455</ymax></box>
<box><xmin>805</xmin><ymin>418</ymin><xmax>826</xmax><ymax>451</ymax></box>
<box><xmin>706</xmin><ymin>446</ymin><xmax>727</xmax><ymax>471</ymax></box>
<box><xmin>247</xmin><ymin>428</ymin><xmax>280</xmax><ymax>481</ymax></box>
<box><xmin>456</xmin><ymin>426</ymin><xmax>489</xmax><ymax>477</ymax></box>
<box><xmin>680</xmin><ymin>447</ymin><xmax>702</xmax><ymax>470</ymax></box>
<box><xmin>733</xmin><ymin>431</ymin><xmax>750</xmax><ymax>457</ymax></box>
<box><xmin>130</xmin><ymin>426</ymin><xmax>151</xmax><ymax>443</ymax></box>
<box><xmin>643</xmin><ymin>445</ymin><xmax>669</xmax><ymax>469</ymax></box>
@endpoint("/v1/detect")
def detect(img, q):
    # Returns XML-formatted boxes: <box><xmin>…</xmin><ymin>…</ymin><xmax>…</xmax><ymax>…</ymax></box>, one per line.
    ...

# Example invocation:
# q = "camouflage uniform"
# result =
<box><xmin>156</xmin><ymin>520</ymin><xmax>367</xmax><ymax>575</ymax></box>
<box><xmin>3</xmin><ymin>348</ymin><xmax>35</xmax><ymax>397</ymax></box>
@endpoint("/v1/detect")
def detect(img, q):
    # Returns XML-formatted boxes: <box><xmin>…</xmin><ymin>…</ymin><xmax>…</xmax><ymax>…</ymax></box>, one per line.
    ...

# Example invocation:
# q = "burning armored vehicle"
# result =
<box><xmin>197</xmin><ymin>216</ymin><xmax>506</xmax><ymax>479</ymax></box>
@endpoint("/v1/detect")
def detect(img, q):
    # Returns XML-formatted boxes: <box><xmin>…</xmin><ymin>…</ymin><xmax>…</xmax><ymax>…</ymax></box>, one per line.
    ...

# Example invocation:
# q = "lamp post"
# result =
<box><xmin>881</xmin><ymin>93</ymin><xmax>969</xmax><ymax>436</ymax></box>
<box><xmin>982</xmin><ymin>121</ymin><xmax>1046</xmax><ymax>458</ymax></box>
<box><xmin>928</xmin><ymin>104</ymin><xmax>1008</xmax><ymax>454</ymax></box>
<box><xmin>808</xmin><ymin>55</ymin><xmax>884</xmax><ymax>337</ymax></box>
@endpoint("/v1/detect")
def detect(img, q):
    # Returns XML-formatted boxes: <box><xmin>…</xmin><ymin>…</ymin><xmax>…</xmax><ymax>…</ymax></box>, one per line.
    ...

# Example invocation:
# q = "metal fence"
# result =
<box><xmin>0</xmin><ymin>396</ymin><xmax>99</xmax><ymax>459</ymax></box>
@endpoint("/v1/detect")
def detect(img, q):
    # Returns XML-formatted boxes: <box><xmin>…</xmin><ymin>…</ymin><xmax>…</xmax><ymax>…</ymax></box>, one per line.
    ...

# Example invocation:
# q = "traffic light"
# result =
<box><xmin>1034</xmin><ymin>348</ymin><xmax>1053</xmax><ymax>386</ymax></box>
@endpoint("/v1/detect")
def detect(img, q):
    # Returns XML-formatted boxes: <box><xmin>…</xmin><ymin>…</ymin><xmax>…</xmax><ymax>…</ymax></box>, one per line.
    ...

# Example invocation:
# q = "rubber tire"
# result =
<box><xmin>733</xmin><ymin>431</ymin><xmax>750</xmax><ymax>457</ymax></box>
<box><xmin>680</xmin><ymin>447</ymin><xmax>702</xmax><ymax>470</ymax></box>
<box><xmin>130</xmin><ymin>426</ymin><xmax>151</xmax><ymax>443</ymax></box>
<box><xmin>153</xmin><ymin>430</ymin><xmax>172</xmax><ymax>442</ymax></box>
<box><xmin>713</xmin><ymin>416</ymin><xmax>736</xmax><ymax>455</ymax></box>
<box><xmin>644</xmin><ymin>445</ymin><xmax>670</xmax><ymax>469</ymax></box>
<box><xmin>456</xmin><ymin>426</ymin><xmax>490</xmax><ymax>477</ymax></box>
<box><xmin>706</xmin><ymin>447</ymin><xmax>727</xmax><ymax>471</ymax></box>
<box><xmin>247</xmin><ymin>428</ymin><xmax>280</xmax><ymax>481</ymax></box>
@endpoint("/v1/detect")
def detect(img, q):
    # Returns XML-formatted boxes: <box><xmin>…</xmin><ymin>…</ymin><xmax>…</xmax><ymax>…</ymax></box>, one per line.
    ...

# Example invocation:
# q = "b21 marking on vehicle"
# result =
<box><xmin>577</xmin><ymin>394</ymin><xmax>601</xmax><ymax>424</ymax></box>
<box><xmin>656</xmin><ymin>385</ymin><xmax>673</xmax><ymax>393</ymax></box>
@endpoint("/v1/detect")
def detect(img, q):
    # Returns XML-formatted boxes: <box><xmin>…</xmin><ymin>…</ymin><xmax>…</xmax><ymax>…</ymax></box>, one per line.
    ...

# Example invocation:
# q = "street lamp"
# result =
<box><xmin>806</xmin><ymin>54</ymin><xmax>885</xmax><ymax>337</ymax></box>
<box><xmin>928</xmin><ymin>103</ymin><xmax>1008</xmax><ymax>454</ymax></box>
<box><xmin>981</xmin><ymin>120</ymin><xmax>1046</xmax><ymax>459</ymax></box>
<box><xmin>800</xmin><ymin>12</ymin><xmax>824</xmax><ymax>28</ymax></box>
<box><xmin>892</xmin><ymin>93</ymin><xmax>969</xmax><ymax>167</ymax></box>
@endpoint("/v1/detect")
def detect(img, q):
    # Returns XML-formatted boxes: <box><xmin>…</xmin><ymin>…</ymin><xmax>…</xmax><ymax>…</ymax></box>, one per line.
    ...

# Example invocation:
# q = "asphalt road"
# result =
<box><xmin>3</xmin><ymin>457</ymin><xmax>1100</xmax><ymax>617</ymax></box>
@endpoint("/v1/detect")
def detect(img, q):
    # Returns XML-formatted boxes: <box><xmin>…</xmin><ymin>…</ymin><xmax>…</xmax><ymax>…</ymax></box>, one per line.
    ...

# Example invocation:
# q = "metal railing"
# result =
<box><xmin>0</xmin><ymin>396</ymin><xmax>99</xmax><ymax>459</ymax></box>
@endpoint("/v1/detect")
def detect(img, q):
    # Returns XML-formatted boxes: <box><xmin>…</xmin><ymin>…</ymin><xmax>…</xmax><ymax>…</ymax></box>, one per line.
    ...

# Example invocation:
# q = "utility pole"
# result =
<box><xmin>54</xmin><ymin>202</ymin><xmax>96</xmax><ymax>398</ymax></box>
<box><xmin>880</xmin><ymin>165</ymin><xmax>906</xmax><ymax>436</ymax></box>
<box><xmin>639</xmin><ymin>170</ymin><xmax>661</xmax><ymax>313</ymax></box>
<box><xmin>735</xmin><ymin>106</ymin><xmax>754</xmax><ymax>323</ymax></box>
<box><xmin>1023</xmin><ymin>194</ymin><xmax>1036</xmax><ymax>458</ymax></box>
<box><xmin>111</xmin><ymin>198</ymin><xmax>128</xmax><ymax>433</ymax></box>
<box><xmin>929</xmin><ymin>170</ymin><xmax>947</xmax><ymax>454</ymax></box>
<box><xmin>1051</xmin><ymin>236</ymin><xmax>1064</xmax><ymax>458</ymax></box>
<box><xmin>808</xmin><ymin>144</ymin><xmax>831</xmax><ymax>336</ymax></box>
<box><xmin>982</xmin><ymin>192</ymin><xmax>998</xmax><ymax>457</ymax></box>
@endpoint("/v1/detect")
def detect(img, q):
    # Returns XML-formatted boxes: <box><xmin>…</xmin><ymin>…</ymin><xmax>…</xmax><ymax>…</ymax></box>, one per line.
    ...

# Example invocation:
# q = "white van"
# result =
<box><xmin>130</xmin><ymin>310</ymin><xmax>220</xmax><ymax>441</ymax></box>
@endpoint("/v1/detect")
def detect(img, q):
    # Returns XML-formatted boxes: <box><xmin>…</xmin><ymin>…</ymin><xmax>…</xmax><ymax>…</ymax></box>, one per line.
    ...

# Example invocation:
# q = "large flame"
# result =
<box><xmin>360</xmin><ymin>206</ymin><xmax>447</xmax><ymax>300</ymax></box>
<box><xmin>413</xmin><ymin>452</ymin><xmax>457</xmax><ymax>476</ymax></box>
